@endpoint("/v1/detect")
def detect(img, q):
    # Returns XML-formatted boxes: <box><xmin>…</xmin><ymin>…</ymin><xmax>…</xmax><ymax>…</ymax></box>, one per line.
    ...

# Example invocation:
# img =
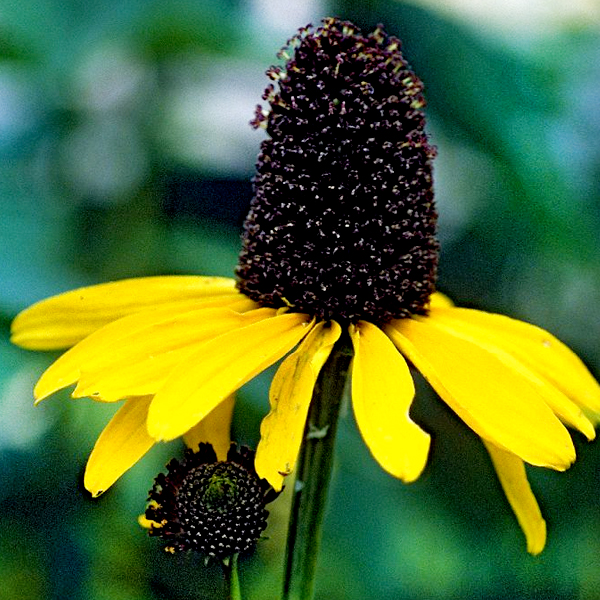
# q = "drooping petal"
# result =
<box><xmin>429</xmin><ymin>306</ymin><xmax>600</xmax><ymax>417</ymax></box>
<box><xmin>423</xmin><ymin>309</ymin><xmax>596</xmax><ymax>440</ymax></box>
<box><xmin>387</xmin><ymin>317</ymin><xmax>576</xmax><ymax>471</ymax></box>
<box><xmin>484</xmin><ymin>441</ymin><xmax>546</xmax><ymax>555</ymax></box>
<box><xmin>33</xmin><ymin>297</ymin><xmax>256</xmax><ymax>403</ymax></box>
<box><xmin>255</xmin><ymin>321</ymin><xmax>341</xmax><ymax>491</ymax></box>
<box><xmin>428</xmin><ymin>310</ymin><xmax>596</xmax><ymax>440</ymax></box>
<box><xmin>72</xmin><ymin>307</ymin><xmax>272</xmax><ymax>402</ymax></box>
<box><xmin>183</xmin><ymin>394</ymin><xmax>235</xmax><ymax>461</ymax></box>
<box><xmin>84</xmin><ymin>396</ymin><xmax>155</xmax><ymax>497</ymax></box>
<box><xmin>11</xmin><ymin>276</ymin><xmax>238</xmax><ymax>350</ymax></box>
<box><xmin>147</xmin><ymin>312</ymin><xmax>315</xmax><ymax>442</ymax></box>
<box><xmin>350</xmin><ymin>321</ymin><xmax>430</xmax><ymax>482</ymax></box>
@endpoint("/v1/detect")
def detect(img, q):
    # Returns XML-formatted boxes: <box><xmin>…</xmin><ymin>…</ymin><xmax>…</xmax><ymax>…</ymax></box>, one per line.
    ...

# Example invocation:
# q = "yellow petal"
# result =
<box><xmin>387</xmin><ymin>318</ymin><xmax>576</xmax><ymax>470</ymax></box>
<box><xmin>148</xmin><ymin>312</ymin><xmax>315</xmax><ymax>442</ymax></box>
<box><xmin>33</xmin><ymin>297</ymin><xmax>255</xmax><ymax>402</ymax></box>
<box><xmin>84</xmin><ymin>396</ymin><xmax>155</xmax><ymax>497</ymax></box>
<box><xmin>255</xmin><ymin>321</ymin><xmax>341</xmax><ymax>491</ymax></box>
<box><xmin>428</xmin><ymin>291</ymin><xmax>454</xmax><ymax>308</ymax></box>
<box><xmin>484</xmin><ymin>441</ymin><xmax>547</xmax><ymax>555</ymax></box>
<box><xmin>183</xmin><ymin>394</ymin><xmax>235</xmax><ymax>461</ymax></box>
<box><xmin>138</xmin><ymin>514</ymin><xmax>163</xmax><ymax>529</ymax></box>
<box><xmin>426</xmin><ymin>308</ymin><xmax>596</xmax><ymax>441</ymax></box>
<box><xmin>429</xmin><ymin>306</ymin><xmax>600</xmax><ymax>416</ymax></box>
<box><xmin>350</xmin><ymin>321</ymin><xmax>430</xmax><ymax>482</ymax></box>
<box><xmin>72</xmin><ymin>307</ymin><xmax>271</xmax><ymax>402</ymax></box>
<box><xmin>11</xmin><ymin>276</ymin><xmax>238</xmax><ymax>350</ymax></box>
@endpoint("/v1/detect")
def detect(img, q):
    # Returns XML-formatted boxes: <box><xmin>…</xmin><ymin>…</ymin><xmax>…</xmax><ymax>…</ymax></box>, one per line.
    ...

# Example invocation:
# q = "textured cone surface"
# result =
<box><xmin>146</xmin><ymin>444</ymin><xmax>277</xmax><ymax>559</ymax></box>
<box><xmin>237</xmin><ymin>18</ymin><xmax>438</xmax><ymax>324</ymax></box>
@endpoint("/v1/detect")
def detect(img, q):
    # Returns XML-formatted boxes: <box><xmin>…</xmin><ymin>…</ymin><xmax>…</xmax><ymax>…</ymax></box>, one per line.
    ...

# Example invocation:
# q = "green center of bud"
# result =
<box><xmin>236</xmin><ymin>18</ymin><xmax>438</xmax><ymax>325</ymax></box>
<box><xmin>200</xmin><ymin>469</ymin><xmax>239</xmax><ymax>513</ymax></box>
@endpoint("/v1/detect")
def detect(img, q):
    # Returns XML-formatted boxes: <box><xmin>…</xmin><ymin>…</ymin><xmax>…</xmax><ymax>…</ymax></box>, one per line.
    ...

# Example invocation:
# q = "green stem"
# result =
<box><xmin>282</xmin><ymin>331</ymin><xmax>353</xmax><ymax>600</ymax></box>
<box><xmin>222</xmin><ymin>553</ymin><xmax>242</xmax><ymax>600</ymax></box>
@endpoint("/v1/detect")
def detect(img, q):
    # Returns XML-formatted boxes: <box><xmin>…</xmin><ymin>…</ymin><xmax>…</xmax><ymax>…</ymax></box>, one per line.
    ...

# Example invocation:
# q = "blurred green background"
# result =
<box><xmin>1</xmin><ymin>0</ymin><xmax>599</xmax><ymax>598</ymax></box>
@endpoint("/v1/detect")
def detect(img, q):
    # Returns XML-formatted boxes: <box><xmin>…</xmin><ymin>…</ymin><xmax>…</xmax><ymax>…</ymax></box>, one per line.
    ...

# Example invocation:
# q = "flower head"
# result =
<box><xmin>144</xmin><ymin>444</ymin><xmax>279</xmax><ymax>559</ymax></box>
<box><xmin>10</xmin><ymin>18</ymin><xmax>600</xmax><ymax>555</ymax></box>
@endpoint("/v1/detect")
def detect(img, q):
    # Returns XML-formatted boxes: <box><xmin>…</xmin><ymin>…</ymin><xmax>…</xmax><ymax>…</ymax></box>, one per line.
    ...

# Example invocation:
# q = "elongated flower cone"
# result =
<box><xmin>237</xmin><ymin>18</ymin><xmax>439</xmax><ymax>324</ymax></box>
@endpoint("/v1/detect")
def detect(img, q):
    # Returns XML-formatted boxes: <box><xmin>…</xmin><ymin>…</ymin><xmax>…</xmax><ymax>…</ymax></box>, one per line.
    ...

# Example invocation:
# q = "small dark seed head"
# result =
<box><xmin>145</xmin><ymin>444</ymin><xmax>280</xmax><ymax>560</ymax></box>
<box><xmin>236</xmin><ymin>18</ymin><xmax>439</xmax><ymax>325</ymax></box>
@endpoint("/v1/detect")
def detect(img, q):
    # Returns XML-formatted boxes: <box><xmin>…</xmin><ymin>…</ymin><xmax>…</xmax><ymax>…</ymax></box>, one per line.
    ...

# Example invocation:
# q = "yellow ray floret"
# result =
<box><xmin>31</xmin><ymin>294</ymin><xmax>254</xmax><ymax>402</ymax></box>
<box><xmin>147</xmin><ymin>311</ymin><xmax>315</xmax><ymax>441</ymax></box>
<box><xmin>256</xmin><ymin>320</ymin><xmax>342</xmax><ymax>491</ymax></box>
<box><xmin>84</xmin><ymin>396</ymin><xmax>156</xmax><ymax>497</ymax></box>
<box><xmin>72</xmin><ymin>306</ymin><xmax>270</xmax><ymax>402</ymax></box>
<box><xmin>11</xmin><ymin>276</ymin><xmax>237</xmax><ymax>350</ymax></box>
<box><xmin>32</xmin><ymin>297</ymin><xmax>256</xmax><ymax>403</ymax></box>
<box><xmin>350</xmin><ymin>321</ymin><xmax>430</xmax><ymax>483</ymax></box>
<box><xmin>484</xmin><ymin>441</ymin><xmax>546</xmax><ymax>555</ymax></box>
<box><xmin>386</xmin><ymin>317</ymin><xmax>576</xmax><ymax>471</ymax></box>
<box><xmin>422</xmin><ymin>310</ymin><xmax>595</xmax><ymax>441</ymax></box>
<box><xmin>429</xmin><ymin>307</ymin><xmax>600</xmax><ymax>416</ymax></box>
<box><xmin>428</xmin><ymin>291</ymin><xmax>454</xmax><ymax>309</ymax></box>
<box><xmin>183</xmin><ymin>394</ymin><xmax>235</xmax><ymax>461</ymax></box>
<box><xmin>84</xmin><ymin>393</ymin><xmax>236</xmax><ymax>497</ymax></box>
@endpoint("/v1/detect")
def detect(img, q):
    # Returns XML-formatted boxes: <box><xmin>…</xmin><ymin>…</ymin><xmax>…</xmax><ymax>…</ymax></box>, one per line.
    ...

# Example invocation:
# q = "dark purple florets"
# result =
<box><xmin>145</xmin><ymin>444</ymin><xmax>279</xmax><ymax>559</ymax></box>
<box><xmin>236</xmin><ymin>18</ymin><xmax>438</xmax><ymax>325</ymax></box>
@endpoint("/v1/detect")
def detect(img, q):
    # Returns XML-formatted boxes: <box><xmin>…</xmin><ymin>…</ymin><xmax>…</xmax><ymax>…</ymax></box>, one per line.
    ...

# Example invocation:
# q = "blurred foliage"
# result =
<box><xmin>1</xmin><ymin>1</ymin><xmax>599</xmax><ymax>599</ymax></box>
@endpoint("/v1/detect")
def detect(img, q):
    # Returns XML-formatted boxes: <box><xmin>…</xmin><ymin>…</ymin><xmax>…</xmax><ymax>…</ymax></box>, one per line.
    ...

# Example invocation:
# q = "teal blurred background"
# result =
<box><xmin>1</xmin><ymin>0</ymin><xmax>599</xmax><ymax>598</ymax></box>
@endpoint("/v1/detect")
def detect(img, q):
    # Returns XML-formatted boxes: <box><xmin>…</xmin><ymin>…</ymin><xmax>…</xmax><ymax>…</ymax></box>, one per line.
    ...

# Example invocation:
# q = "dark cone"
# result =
<box><xmin>236</xmin><ymin>18</ymin><xmax>438</xmax><ymax>325</ymax></box>
<box><xmin>145</xmin><ymin>444</ymin><xmax>279</xmax><ymax>559</ymax></box>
